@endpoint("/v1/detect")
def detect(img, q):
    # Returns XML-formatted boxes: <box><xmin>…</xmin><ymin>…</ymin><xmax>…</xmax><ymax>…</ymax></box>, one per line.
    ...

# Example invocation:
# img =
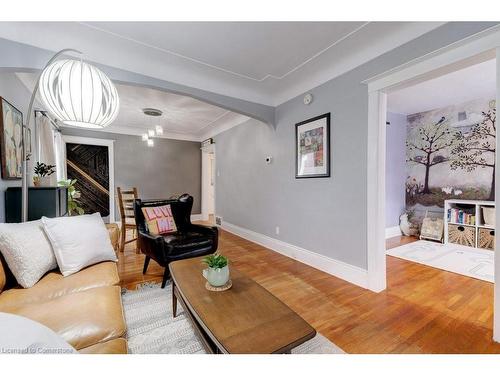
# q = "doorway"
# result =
<box><xmin>385</xmin><ymin>59</ymin><xmax>496</xmax><ymax>283</ymax></box>
<box><xmin>201</xmin><ymin>142</ymin><xmax>215</xmax><ymax>224</ymax></box>
<box><xmin>62</xmin><ymin>135</ymin><xmax>115</xmax><ymax>223</ymax></box>
<box><xmin>366</xmin><ymin>36</ymin><xmax>500</xmax><ymax>340</ymax></box>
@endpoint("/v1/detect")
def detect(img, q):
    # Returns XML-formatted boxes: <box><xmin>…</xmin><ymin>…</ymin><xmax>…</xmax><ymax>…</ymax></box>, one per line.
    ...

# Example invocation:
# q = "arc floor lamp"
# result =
<box><xmin>21</xmin><ymin>49</ymin><xmax>120</xmax><ymax>221</ymax></box>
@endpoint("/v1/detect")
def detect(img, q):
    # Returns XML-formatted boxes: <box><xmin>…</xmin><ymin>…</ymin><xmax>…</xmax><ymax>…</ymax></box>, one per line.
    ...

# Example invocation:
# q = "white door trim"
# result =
<box><xmin>494</xmin><ymin>47</ymin><xmax>500</xmax><ymax>343</ymax></box>
<box><xmin>62</xmin><ymin>135</ymin><xmax>115</xmax><ymax>223</ymax></box>
<box><xmin>367</xmin><ymin>90</ymin><xmax>387</xmax><ymax>292</ymax></box>
<box><xmin>201</xmin><ymin>143</ymin><xmax>215</xmax><ymax>222</ymax></box>
<box><xmin>365</xmin><ymin>27</ymin><xmax>500</xmax><ymax>341</ymax></box>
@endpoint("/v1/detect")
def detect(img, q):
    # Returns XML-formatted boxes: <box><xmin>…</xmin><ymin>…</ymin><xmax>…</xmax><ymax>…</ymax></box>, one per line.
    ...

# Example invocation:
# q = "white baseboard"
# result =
<box><xmin>385</xmin><ymin>226</ymin><xmax>402</xmax><ymax>239</ymax></box>
<box><xmin>221</xmin><ymin>221</ymin><xmax>369</xmax><ymax>289</ymax></box>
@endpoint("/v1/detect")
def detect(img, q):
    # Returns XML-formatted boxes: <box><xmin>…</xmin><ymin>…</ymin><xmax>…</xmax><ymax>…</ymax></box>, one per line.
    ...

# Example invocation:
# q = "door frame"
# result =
<box><xmin>201</xmin><ymin>143</ymin><xmax>216</xmax><ymax>222</ymax></box>
<box><xmin>62</xmin><ymin>135</ymin><xmax>115</xmax><ymax>223</ymax></box>
<box><xmin>364</xmin><ymin>25</ymin><xmax>500</xmax><ymax>341</ymax></box>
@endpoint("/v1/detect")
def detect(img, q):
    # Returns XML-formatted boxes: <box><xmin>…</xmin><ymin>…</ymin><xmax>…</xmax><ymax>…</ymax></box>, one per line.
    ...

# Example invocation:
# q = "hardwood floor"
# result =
<box><xmin>118</xmin><ymin>230</ymin><xmax>500</xmax><ymax>353</ymax></box>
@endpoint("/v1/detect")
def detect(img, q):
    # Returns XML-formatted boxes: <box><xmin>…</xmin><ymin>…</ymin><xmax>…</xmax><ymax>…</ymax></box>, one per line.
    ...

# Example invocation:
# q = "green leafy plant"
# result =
<box><xmin>58</xmin><ymin>179</ymin><xmax>85</xmax><ymax>216</ymax></box>
<box><xmin>33</xmin><ymin>162</ymin><xmax>56</xmax><ymax>178</ymax></box>
<box><xmin>202</xmin><ymin>253</ymin><xmax>228</xmax><ymax>269</ymax></box>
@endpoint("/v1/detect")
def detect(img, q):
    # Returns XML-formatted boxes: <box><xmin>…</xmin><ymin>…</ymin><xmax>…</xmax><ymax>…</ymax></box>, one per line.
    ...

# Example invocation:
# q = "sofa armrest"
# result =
<box><xmin>190</xmin><ymin>224</ymin><xmax>218</xmax><ymax>251</ymax></box>
<box><xmin>137</xmin><ymin>230</ymin><xmax>166</xmax><ymax>261</ymax></box>
<box><xmin>191</xmin><ymin>224</ymin><xmax>218</xmax><ymax>235</ymax></box>
<box><xmin>105</xmin><ymin>223</ymin><xmax>120</xmax><ymax>252</ymax></box>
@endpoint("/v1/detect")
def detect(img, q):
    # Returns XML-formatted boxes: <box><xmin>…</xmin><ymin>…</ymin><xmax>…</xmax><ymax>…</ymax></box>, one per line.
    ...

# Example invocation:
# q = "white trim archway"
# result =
<box><xmin>364</xmin><ymin>25</ymin><xmax>500</xmax><ymax>341</ymax></box>
<box><xmin>62</xmin><ymin>135</ymin><xmax>115</xmax><ymax>223</ymax></box>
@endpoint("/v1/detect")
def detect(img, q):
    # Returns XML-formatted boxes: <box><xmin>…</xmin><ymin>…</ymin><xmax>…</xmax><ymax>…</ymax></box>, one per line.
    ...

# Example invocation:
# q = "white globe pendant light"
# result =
<box><xmin>21</xmin><ymin>49</ymin><xmax>120</xmax><ymax>223</ymax></box>
<box><xmin>39</xmin><ymin>59</ymin><xmax>120</xmax><ymax>128</ymax></box>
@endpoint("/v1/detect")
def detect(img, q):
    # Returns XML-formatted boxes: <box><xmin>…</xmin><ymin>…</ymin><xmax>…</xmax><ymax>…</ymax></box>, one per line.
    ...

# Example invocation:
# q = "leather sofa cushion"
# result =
<box><xmin>5</xmin><ymin>286</ymin><xmax>125</xmax><ymax>350</ymax></box>
<box><xmin>0</xmin><ymin>257</ymin><xmax>5</xmax><ymax>293</ymax></box>
<box><xmin>0</xmin><ymin>261</ymin><xmax>119</xmax><ymax>311</ymax></box>
<box><xmin>79</xmin><ymin>338</ymin><xmax>128</xmax><ymax>354</ymax></box>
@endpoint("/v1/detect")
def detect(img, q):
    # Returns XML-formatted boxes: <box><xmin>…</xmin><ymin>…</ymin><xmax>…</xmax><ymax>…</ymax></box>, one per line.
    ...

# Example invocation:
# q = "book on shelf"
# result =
<box><xmin>447</xmin><ymin>208</ymin><xmax>475</xmax><ymax>225</ymax></box>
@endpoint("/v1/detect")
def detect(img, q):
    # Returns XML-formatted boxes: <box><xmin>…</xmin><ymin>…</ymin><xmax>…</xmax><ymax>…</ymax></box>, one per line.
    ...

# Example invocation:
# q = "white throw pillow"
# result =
<box><xmin>0</xmin><ymin>312</ymin><xmax>76</xmax><ymax>354</ymax></box>
<box><xmin>42</xmin><ymin>213</ymin><xmax>117</xmax><ymax>277</ymax></box>
<box><xmin>0</xmin><ymin>220</ymin><xmax>57</xmax><ymax>288</ymax></box>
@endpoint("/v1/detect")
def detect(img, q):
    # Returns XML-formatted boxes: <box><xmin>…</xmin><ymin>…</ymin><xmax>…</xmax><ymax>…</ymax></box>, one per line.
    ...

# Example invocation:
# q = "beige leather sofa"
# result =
<box><xmin>0</xmin><ymin>224</ymin><xmax>127</xmax><ymax>354</ymax></box>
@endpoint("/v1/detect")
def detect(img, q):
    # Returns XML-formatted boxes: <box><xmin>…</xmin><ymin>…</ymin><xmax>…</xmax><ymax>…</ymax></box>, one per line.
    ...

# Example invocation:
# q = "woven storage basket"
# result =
<box><xmin>478</xmin><ymin>228</ymin><xmax>495</xmax><ymax>250</ymax></box>
<box><xmin>448</xmin><ymin>224</ymin><xmax>475</xmax><ymax>247</ymax></box>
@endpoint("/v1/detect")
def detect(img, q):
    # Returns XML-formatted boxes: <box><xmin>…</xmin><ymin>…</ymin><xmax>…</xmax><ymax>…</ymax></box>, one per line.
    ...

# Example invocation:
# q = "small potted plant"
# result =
<box><xmin>202</xmin><ymin>253</ymin><xmax>229</xmax><ymax>287</ymax></box>
<box><xmin>58</xmin><ymin>179</ymin><xmax>85</xmax><ymax>216</ymax></box>
<box><xmin>33</xmin><ymin>162</ymin><xmax>56</xmax><ymax>187</ymax></box>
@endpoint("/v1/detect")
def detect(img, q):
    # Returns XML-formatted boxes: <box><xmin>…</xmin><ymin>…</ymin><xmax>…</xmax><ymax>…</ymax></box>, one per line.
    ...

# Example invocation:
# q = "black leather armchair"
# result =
<box><xmin>134</xmin><ymin>194</ymin><xmax>218</xmax><ymax>288</ymax></box>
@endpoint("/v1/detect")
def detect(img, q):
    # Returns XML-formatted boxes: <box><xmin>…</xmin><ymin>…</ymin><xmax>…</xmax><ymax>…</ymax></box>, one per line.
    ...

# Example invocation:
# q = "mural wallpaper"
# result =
<box><xmin>406</xmin><ymin>97</ymin><xmax>496</xmax><ymax>218</ymax></box>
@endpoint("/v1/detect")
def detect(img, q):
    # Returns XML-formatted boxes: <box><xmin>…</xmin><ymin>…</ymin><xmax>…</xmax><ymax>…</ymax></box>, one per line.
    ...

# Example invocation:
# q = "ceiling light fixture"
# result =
<box><xmin>141</xmin><ymin>108</ymin><xmax>163</xmax><ymax>147</ymax></box>
<box><xmin>39</xmin><ymin>59</ymin><xmax>120</xmax><ymax>129</ymax></box>
<box><xmin>142</xmin><ymin>108</ymin><xmax>163</xmax><ymax>117</ymax></box>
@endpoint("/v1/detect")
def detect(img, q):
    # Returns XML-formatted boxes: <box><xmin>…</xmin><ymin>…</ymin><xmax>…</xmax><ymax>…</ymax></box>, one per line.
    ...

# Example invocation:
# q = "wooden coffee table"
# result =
<box><xmin>169</xmin><ymin>257</ymin><xmax>316</xmax><ymax>354</ymax></box>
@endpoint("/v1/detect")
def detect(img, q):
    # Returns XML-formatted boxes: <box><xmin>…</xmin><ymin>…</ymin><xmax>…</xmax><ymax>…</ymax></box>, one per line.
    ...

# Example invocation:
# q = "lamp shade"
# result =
<box><xmin>39</xmin><ymin>59</ymin><xmax>119</xmax><ymax>129</ymax></box>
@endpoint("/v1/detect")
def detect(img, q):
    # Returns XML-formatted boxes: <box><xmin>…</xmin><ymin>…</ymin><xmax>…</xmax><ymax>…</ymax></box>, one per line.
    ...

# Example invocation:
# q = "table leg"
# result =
<box><xmin>172</xmin><ymin>282</ymin><xmax>177</xmax><ymax>318</ymax></box>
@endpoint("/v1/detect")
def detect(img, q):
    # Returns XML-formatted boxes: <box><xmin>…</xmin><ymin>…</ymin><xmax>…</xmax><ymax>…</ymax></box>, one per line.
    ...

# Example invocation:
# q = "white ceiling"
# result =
<box><xmin>0</xmin><ymin>22</ymin><xmax>444</xmax><ymax>106</ymax></box>
<box><xmin>15</xmin><ymin>72</ymin><xmax>249</xmax><ymax>141</ymax></box>
<box><xmin>387</xmin><ymin>59</ymin><xmax>497</xmax><ymax>115</ymax></box>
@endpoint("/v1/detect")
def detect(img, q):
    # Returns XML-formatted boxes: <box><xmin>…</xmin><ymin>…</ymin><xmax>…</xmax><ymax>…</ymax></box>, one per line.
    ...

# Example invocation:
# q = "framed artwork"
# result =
<box><xmin>0</xmin><ymin>97</ymin><xmax>23</xmax><ymax>179</ymax></box>
<box><xmin>295</xmin><ymin>113</ymin><xmax>330</xmax><ymax>178</ymax></box>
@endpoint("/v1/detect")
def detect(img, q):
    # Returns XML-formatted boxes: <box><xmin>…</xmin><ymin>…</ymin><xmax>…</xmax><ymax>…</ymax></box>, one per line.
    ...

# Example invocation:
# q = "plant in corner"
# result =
<box><xmin>33</xmin><ymin>162</ymin><xmax>56</xmax><ymax>187</ymax></box>
<box><xmin>202</xmin><ymin>253</ymin><xmax>230</xmax><ymax>287</ymax></box>
<box><xmin>58</xmin><ymin>179</ymin><xmax>85</xmax><ymax>216</ymax></box>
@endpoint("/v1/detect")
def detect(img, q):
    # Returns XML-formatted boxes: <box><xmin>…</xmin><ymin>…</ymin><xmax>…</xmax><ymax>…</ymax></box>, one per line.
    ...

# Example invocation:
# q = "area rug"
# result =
<box><xmin>122</xmin><ymin>282</ymin><xmax>345</xmax><ymax>354</ymax></box>
<box><xmin>386</xmin><ymin>240</ymin><xmax>494</xmax><ymax>283</ymax></box>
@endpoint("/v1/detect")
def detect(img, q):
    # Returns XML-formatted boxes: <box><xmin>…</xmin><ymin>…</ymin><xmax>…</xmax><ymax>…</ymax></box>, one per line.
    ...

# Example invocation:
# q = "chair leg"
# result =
<box><xmin>120</xmin><ymin>225</ymin><xmax>126</xmax><ymax>252</ymax></box>
<box><xmin>135</xmin><ymin>233</ymin><xmax>140</xmax><ymax>254</ymax></box>
<box><xmin>142</xmin><ymin>256</ymin><xmax>150</xmax><ymax>275</ymax></box>
<box><xmin>161</xmin><ymin>267</ymin><xmax>171</xmax><ymax>289</ymax></box>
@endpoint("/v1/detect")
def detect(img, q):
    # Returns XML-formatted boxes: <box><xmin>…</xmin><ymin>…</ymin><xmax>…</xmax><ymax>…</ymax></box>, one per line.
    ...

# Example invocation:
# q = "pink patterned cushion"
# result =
<box><xmin>141</xmin><ymin>205</ymin><xmax>177</xmax><ymax>235</ymax></box>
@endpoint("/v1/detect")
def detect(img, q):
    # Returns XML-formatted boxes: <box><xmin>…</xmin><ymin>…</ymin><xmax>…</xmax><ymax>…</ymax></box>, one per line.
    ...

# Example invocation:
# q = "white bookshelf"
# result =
<box><xmin>443</xmin><ymin>199</ymin><xmax>495</xmax><ymax>248</ymax></box>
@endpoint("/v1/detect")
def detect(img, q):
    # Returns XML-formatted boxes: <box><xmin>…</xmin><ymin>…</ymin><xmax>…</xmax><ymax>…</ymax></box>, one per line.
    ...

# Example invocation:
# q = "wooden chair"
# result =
<box><xmin>117</xmin><ymin>187</ymin><xmax>139</xmax><ymax>253</ymax></box>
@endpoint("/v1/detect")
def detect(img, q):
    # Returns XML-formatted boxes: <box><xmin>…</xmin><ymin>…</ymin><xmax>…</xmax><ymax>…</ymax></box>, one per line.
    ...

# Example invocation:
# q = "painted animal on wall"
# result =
<box><xmin>406</xmin><ymin>98</ymin><xmax>496</xmax><ymax>217</ymax></box>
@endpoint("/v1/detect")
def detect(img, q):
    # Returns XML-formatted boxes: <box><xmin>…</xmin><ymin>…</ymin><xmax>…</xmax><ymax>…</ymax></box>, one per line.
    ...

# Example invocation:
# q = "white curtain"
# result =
<box><xmin>54</xmin><ymin>130</ymin><xmax>66</xmax><ymax>182</ymax></box>
<box><xmin>35</xmin><ymin>112</ymin><xmax>66</xmax><ymax>185</ymax></box>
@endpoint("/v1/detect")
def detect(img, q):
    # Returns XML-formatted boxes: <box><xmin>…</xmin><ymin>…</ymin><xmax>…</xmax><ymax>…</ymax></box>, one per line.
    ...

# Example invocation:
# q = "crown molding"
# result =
<box><xmin>60</xmin><ymin>112</ymin><xmax>252</xmax><ymax>142</ymax></box>
<box><xmin>62</xmin><ymin>124</ymin><xmax>201</xmax><ymax>142</ymax></box>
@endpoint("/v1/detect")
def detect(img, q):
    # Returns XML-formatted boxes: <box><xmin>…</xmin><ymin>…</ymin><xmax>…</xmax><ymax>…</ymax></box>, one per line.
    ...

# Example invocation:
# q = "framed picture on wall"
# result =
<box><xmin>0</xmin><ymin>97</ymin><xmax>23</xmax><ymax>180</ymax></box>
<box><xmin>295</xmin><ymin>113</ymin><xmax>330</xmax><ymax>178</ymax></box>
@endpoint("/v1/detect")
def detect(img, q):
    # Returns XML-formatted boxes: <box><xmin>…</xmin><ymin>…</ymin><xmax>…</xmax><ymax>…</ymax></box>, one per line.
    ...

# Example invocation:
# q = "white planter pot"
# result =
<box><xmin>202</xmin><ymin>265</ymin><xmax>230</xmax><ymax>287</ymax></box>
<box><xmin>40</xmin><ymin>177</ymin><xmax>52</xmax><ymax>187</ymax></box>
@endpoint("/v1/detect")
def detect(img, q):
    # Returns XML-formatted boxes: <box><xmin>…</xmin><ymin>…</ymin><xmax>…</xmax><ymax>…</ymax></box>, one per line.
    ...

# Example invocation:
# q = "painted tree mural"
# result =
<box><xmin>406</xmin><ymin>116</ymin><xmax>457</xmax><ymax>194</ymax></box>
<box><xmin>450</xmin><ymin>108</ymin><xmax>496</xmax><ymax>200</ymax></box>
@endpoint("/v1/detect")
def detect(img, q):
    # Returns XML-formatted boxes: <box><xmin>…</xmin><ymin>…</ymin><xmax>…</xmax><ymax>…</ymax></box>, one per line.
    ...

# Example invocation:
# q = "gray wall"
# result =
<box><xmin>385</xmin><ymin>112</ymin><xmax>407</xmax><ymax>228</ymax></box>
<box><xmin>215</xmin><ymin>22</ymin><xmax>499</xmax><ymax>270</ymax></box>
<box><xmin>61</xmin><ymin>128</ymin><xmax>202</xmax><ymax>216</ymax></box>
<box><xmin>0</xmin><ymin>73</ymin><xmax>38</xmax><ymax>222</ymax></box>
